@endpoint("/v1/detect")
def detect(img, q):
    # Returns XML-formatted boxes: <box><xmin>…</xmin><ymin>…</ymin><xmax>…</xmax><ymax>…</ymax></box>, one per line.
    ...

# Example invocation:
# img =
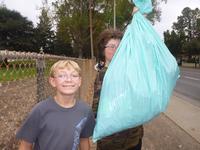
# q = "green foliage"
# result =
<box><xmin>0</xmin><ymin>0</ymin><xmax>167</xmax><ymax>58</ymax></box>
<box><xmin>35</xmin><ymin>0</ymin><xmax>55</xmax><ymax>54</ymax></box>
<box><xmin>53</xmin><ymin>0</ymin><xmax>165</xmax><ymax>58</ymax></box>
<box><xmin>0</xmin><ymin>6</ymin><xmax>36</xmax><ymax>51</ymax></box>
<box><xmin>164</xmin><ymin>30</ymin><xmax>185</xmax><ymax>58</ymax></box>
<box><xmin>53</xmin><ymin>0</ymin><xmax>91</xmax><ymax>57</ymax></box>
<box><xmin>165</xmin><ymin>7</ymin><xmax>200</xmax><ymax>57</ymax></box>
<box><xmin>173</xmin><ymin>7</ymin><xmax>200</xmax><ymax>41</ymax></box>
<box><xmin>183</xmin><ymin>38</ymin><xmax>200</xmax><ymax>57</ymax></box>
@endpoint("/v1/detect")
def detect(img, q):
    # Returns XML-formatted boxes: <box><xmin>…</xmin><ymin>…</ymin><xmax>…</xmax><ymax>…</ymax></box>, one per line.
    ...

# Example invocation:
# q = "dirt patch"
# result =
<box><xmin>0</xmin><ymin>78</ymin><xmax>55</xmax><ymax>149</ymax></box>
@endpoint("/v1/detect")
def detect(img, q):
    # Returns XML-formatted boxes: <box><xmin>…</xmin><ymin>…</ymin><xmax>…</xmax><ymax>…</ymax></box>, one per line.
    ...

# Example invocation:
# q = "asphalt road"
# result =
<box><xmin>174</xmin><ymin>67</ymin><xmax>200</xmax><ymax>106</ymax></box>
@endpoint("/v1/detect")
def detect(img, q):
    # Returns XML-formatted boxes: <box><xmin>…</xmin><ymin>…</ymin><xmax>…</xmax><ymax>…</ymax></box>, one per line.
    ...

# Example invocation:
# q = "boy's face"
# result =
<box><xmin>49</xmin><ymin>67</ymin><xmax>81</xmax><ymax>96</ymax></box>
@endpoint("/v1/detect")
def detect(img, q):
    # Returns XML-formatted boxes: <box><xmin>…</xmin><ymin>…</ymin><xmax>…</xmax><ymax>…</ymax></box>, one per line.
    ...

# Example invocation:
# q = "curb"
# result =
<box><xmin>164</xmin><ymin>92</ymin><xmax>200</xmax><ymax>144</ymax></box>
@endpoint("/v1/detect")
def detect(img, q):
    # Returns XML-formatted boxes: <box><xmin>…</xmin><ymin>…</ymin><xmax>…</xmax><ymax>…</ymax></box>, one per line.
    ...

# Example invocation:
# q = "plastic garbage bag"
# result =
<box><xmin>129</xmin><ymin>0</ymin><xmax>152</xmax><ymax>13</ymax></box>
<box><xmin>92</xmin><ymin>0</ymin><xmax>180</xmax><ymax>142</ymax></box>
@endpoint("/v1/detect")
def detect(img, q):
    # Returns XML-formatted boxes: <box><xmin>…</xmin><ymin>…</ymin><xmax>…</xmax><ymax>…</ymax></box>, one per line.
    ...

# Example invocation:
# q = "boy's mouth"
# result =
<box><xmin>62</xmin><ymin>85</ymin><xmax>75</xmax><ymax>88</ymax></box>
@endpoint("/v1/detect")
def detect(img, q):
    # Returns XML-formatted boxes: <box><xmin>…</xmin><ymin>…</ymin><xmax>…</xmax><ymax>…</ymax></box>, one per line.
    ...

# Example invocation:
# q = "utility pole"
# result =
<box><xmin>89</xmin><ymin>0</ymin><xmax>94</xmax><ymax>58</ymax></box>
<box><xmin>113</xmin><ymin>0</ymin><xmax>116</xmax><ymax>30</ymax></box>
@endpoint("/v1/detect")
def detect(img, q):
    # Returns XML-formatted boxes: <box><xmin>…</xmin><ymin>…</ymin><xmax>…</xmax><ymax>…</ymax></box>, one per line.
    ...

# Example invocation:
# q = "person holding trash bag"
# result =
<box><xmin>93</xmin><ymin>0</ymin><xmax>179</xmax><ymax>146</ymax></box>
<box><xmin>92</xmin><ymin>28</ymin><xmax>143</xmax><ymax>150</ymax></box>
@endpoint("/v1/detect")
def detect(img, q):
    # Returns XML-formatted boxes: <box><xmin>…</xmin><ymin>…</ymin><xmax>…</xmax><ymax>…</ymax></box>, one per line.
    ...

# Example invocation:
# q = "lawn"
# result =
<box><xmin>0</xmin><ymin>59</ymin><xmax>60</xmax><ymax>82</ymax></box>
<box><xmin>0</xmin><ymin>67</ymin><xmax>36</xmax><ymax>82</ymax></box>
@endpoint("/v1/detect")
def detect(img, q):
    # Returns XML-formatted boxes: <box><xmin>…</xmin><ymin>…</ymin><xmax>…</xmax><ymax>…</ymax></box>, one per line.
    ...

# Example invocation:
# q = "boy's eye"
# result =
<box><xmin>57</xmin><ymin>74</ymin><xmax>65</xmax><ymax>78</ymax></box>
<box><xmin>72</xmin><ymin>74</ymin><xmax>79</xmax><ymax>78</ymax></box>
<box><xmin>55</xmin><ymin>74</ymin><xmax>79</xmax><ymax>80</ymax></box>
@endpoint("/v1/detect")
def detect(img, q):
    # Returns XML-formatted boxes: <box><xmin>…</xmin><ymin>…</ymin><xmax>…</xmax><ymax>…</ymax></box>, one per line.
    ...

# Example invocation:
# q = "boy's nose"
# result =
<box><xmin>65</xmin><ymin>76</ymin><xmax>72</xmax><ymax>81</ymax></box>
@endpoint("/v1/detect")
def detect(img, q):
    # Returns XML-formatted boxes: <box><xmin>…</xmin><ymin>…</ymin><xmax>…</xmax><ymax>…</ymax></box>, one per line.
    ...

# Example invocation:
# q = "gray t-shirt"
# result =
<box><xmin>16</xmin><ymin>97</ymin><xmax>95</xmax><ymax>150</ymax></box>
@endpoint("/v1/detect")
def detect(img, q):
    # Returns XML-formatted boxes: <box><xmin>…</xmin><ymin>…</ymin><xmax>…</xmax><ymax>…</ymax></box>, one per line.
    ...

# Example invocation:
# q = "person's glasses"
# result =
<box><xmin>54</xmin><ymin>74</ymin><xmax>80</xmax><ymax>80</ymax></box>
<box><xmin>105</xmin><ymin>44</ymin><xmax>118</xmax><ymax>49</ymax></box>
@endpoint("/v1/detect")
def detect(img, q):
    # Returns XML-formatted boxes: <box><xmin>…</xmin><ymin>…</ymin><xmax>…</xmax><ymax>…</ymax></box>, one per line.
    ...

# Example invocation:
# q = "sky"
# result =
<box><xmin>1</xmin><ymin>0</ymin><xmax>200</xmax><ymax>38</ymax></box>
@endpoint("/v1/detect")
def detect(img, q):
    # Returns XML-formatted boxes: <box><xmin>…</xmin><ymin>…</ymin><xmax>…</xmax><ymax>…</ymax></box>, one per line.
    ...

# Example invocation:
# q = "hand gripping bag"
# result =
<box><xmin>92</xmin><ymin>0</ymin><xmax>180</xmax><ymax>142</ymax></box>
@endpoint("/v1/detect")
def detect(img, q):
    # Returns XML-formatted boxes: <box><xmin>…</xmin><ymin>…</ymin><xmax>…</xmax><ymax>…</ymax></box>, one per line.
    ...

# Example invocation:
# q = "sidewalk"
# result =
<box><xmin>181</xmin><ymin>62</ymin><xmax>200</xmax><ymax>69</ymax></box>
<box><xmin>142</xmin><ymin>92</ymin><xmax>200</xmax><ymax>150</ymax></box>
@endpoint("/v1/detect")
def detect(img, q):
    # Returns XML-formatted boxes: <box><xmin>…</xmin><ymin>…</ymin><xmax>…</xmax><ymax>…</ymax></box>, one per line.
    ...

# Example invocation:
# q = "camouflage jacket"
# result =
<box><xmin>92</xmin><ymin>64</ymin><xmax>143</xmax><ymax>150</ymax></box>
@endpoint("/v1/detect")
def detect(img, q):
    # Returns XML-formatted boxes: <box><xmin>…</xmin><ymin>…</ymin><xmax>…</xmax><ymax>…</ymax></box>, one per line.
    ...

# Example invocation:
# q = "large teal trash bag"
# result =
<box><xmin>129</xmin><ymin>0</ymin><xmax>152</xmax><ymax>13</ymax></box>
<box><xmin>92</xmin><ymin>0</ymin><xmax>179</xmax><ymax>142</ymax></box>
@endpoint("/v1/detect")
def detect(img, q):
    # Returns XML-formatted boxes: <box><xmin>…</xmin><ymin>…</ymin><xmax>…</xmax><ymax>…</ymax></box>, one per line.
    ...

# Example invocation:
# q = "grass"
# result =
<box><xmin>0</xmin><ymin>59</ymin><xmax>67</xmax><ymax>82</ymax></box>
<box><xmin>0</xmin><ymin>60</ymin><xmax>54</xmax><ymax>82</ymax></box>
<box><xmin>0</xmin><ymin>67</ymin><xmax>36</xmax><ymax>82</ymax></box>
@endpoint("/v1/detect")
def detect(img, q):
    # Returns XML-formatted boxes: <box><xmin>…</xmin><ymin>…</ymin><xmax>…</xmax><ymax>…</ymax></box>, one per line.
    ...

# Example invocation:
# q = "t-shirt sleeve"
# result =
<box><xmin>80</xmin><ymin>109</ymin><xmax>95</xmax><ymax>138</ymax></box>
<box><xmin>16</xmin><ymin>104</ymin><xmax>41</xmax><ymax>143</ymax></box>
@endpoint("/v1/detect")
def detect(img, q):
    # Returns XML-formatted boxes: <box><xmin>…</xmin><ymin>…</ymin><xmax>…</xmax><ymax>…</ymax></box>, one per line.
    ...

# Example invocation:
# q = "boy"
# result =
<box><xmin>16</xmin><ymin>60</ymin><xmax>95</xmax><ymax>150</ymax></box>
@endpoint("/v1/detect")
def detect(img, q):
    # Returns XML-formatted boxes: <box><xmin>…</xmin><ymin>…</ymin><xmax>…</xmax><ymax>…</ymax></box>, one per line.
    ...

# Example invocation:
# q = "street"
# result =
<box><xmin>175</xmin><ymin>67</ymin><xmax>200</xmax><ymax>106</ymax></box>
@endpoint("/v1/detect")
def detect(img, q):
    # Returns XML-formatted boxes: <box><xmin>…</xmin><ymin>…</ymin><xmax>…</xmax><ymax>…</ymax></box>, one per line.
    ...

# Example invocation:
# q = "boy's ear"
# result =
<box><xmin>49</xmin><ymin>77</ymin><xmax>56</xmax><ymax>88</ymax></box>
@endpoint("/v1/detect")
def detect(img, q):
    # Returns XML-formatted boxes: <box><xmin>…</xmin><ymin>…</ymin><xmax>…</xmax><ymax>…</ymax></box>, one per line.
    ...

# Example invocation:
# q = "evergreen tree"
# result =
<box><xmin>0</xmin><ymin>6</ymin><xmax>36</xmax><ymax>51</ymax></box>
<box><xmin>36</xmin><ymin>0</ymin><xmax>55</xmax><ymax>54</ymax></box>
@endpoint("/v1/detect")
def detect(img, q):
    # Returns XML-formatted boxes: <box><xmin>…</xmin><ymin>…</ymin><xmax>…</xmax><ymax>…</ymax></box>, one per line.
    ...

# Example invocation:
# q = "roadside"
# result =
<box><xmin>181</xmin><ymin>62</ymin><xmax>200</xmax><ymax>69</ymax></box>
<box><xmin>142</xmin><ymin>92</ymin><xmax>200</xmax><ymax>150</ymax></box>
<box><xmin>165</xmin><ymin>92</ymin><xmax>200</xmax><ymax>143</ymax></box>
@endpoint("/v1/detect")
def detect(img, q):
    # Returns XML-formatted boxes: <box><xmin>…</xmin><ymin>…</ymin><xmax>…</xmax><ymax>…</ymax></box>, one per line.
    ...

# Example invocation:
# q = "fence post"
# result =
<box><xmin>36</xmin><ymin>48</ymin><xmax>45</xmax><ymax>102</ymax></box>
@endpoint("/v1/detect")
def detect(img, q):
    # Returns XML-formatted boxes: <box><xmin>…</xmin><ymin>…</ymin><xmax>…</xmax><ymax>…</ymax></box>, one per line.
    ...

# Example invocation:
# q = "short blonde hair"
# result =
<box><xmin>49</xmin><ymin>60</ymin><xmax>81</xmax><ymax>77</ymax></box>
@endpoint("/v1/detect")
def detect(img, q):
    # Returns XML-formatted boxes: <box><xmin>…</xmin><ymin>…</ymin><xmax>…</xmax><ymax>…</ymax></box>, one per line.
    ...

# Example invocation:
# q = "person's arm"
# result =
<box><xmin>92</xmin><ymin>72</ymin><xmax>101</xmax><ymax>117</ymax></box>
<box><xmin>18</xmin><ymin>140</ymin><xmax>33</xmax><ymax>150</ymax></box>
<box><xmin>79</xmin><ymin>138</ymin><xmax>90</xmax><ymax>150</ymax></box>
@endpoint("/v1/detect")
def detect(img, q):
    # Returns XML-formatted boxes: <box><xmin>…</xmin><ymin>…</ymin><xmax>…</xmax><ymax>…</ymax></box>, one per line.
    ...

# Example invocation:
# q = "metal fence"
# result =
<box><xmin>0</xmin><ymin>50</ymin><xmax>96</xmax><ymax>149</ymax></box>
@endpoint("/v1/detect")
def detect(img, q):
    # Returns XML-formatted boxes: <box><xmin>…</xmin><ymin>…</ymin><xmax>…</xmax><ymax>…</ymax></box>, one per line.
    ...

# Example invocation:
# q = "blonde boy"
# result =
<box><xmin>16</xmin><ymin>60</ymin><xmax>95</xmax><ymax>150</ymax></box>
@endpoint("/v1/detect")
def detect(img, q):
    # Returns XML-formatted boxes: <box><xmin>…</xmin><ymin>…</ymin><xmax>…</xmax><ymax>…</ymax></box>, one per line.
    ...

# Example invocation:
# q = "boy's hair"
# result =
<box><xmin>98</xmin><ymin>28</ymin><xmax>123</xmax><ymax>62</ymax></box>
<box><xmin>49</xmin><ymin>60</ymin><xmax>81</xmax><ymax>77</ymax></box>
